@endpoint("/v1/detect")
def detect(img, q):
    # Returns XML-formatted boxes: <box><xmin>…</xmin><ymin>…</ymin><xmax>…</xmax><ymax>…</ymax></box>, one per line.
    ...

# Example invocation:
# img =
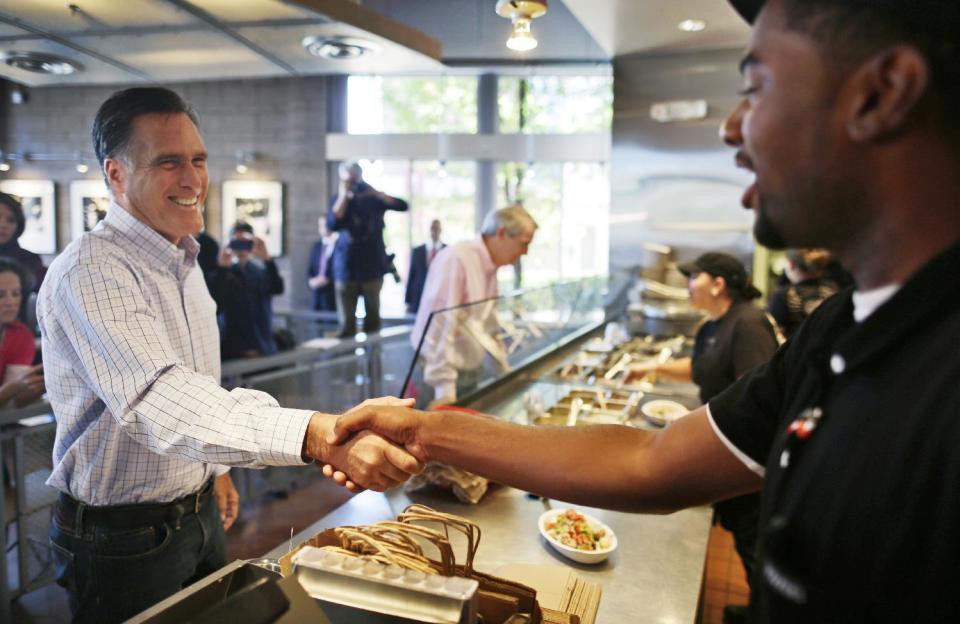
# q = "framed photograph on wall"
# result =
<box><xmin>0</xmin><ymin>179</ymin><xmax>56</xmax><ymax>254</ymax></box>
<box><xmin>221</xmin><ymin>180</ymin><xmax>284</xmax><ymax>256</ymax></box>
<box><xmin>69</xmin><ymin>179</ymin><xmax>111</xmax><ymax>241</ymax></box>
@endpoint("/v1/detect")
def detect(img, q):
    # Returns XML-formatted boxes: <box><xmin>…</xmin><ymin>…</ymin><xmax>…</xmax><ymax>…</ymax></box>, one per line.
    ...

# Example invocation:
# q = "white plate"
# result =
<box><xmin>538</xmin><ymin>509</ymin><xmax>617</xmax><ymax>565</ymax></box>
<box><xmin>641</xmin><ymin>399</ymin><xmax>688</xmax><ymax>426</ymax></box>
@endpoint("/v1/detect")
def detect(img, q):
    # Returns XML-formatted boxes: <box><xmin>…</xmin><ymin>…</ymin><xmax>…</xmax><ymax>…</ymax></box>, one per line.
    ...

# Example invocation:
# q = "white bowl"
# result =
<box><xmin>538</xmin><ymin>509</ymin><xmax>617</xmax><ymax>565</ymax></box>
<box><xmin>641</xmin><ymin>399</ymin><xmax>688</xmax><ymax>427</ymax></box>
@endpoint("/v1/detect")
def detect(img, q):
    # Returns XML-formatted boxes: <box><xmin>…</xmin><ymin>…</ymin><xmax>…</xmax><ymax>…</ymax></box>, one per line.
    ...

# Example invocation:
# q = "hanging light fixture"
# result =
<box><xmin>496</xmin><ymin>0</ymin><xmax>548</xmax><ymax>52</ymax></box>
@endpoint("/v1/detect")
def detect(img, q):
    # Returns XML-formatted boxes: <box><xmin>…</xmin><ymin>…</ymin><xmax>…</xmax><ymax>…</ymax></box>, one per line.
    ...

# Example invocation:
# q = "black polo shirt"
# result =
<box><xmin>710</xmin><ymin>241</ymin><xmax>960</xmax><ymax>623</ymax></box>
<box><xmin>692</xmin><ymin>300</ymin><xmax>779</xmax><ymax>404</ymax></box>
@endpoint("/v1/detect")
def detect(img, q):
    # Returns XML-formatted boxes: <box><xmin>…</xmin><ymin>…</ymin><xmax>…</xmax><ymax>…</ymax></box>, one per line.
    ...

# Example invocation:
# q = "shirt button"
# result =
<box><xmin>830</xmin><ymin>354</ymin><xmax>846</xmax><ymax>374</ymax></box>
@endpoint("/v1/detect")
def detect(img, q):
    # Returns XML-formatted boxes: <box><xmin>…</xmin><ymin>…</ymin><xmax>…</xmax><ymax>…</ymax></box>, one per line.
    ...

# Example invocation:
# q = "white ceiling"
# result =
<box><xmin>0</xmin><ymin>1</ymin><xmax>751</xmax><ymax>87</ymax></box>
<box><xmin>562</xmin><ymin>0</ymin><xmax>751</xmax><ymax>58</ymax></box>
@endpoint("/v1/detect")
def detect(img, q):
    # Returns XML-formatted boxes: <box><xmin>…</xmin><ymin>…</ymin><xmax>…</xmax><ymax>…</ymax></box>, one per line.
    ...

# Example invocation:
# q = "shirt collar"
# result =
<box><xmin>830</xmin><ymin>240</ymin><xmax>960</xmax><ymax>373</ymax></box>
<box><xmin>104</xmin><ymin>201</ymin><xmax>199</xmax><ymax>278</ymax></box>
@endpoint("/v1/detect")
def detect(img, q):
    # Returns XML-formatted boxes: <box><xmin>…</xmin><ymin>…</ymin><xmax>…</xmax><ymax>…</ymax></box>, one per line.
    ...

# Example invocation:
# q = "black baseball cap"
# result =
<box><xmin>678</xmin><ymin>252</ymin><xmax>762</xmax><ymax>300</ymax></box>
<box><xmin>729</xmin><ymin>0</ymin><xmax>763</xmax><ymax>23</ymax></box>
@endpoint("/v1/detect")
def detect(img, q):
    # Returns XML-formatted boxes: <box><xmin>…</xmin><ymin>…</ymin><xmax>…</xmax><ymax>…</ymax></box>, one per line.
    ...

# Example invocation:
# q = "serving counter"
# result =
<box><xmin>261</xmin><ymin>277</ymin><xmax>711</xmax><ymax>622</ymax></box>
<box><xmin>130</xmin><ymin>275</ymin><xmax>713</xmax><ymax>623</ymax></box>
<box><xmin>263</xmin><ymin>487</ymin><xmax>712</xmax><ymax>623</ymax></box>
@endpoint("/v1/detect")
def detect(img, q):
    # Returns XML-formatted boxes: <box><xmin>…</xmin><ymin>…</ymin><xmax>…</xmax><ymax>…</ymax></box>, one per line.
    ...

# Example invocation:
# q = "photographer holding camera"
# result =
<box><xmin>211</xmin><ymin>221</ymin><xmax>284</xmax><ymax>360</ymax></box>
<box><xmin>328</xmin><ymin>160</ymin><xmax>408</xmax><ymax>337</ymax></box>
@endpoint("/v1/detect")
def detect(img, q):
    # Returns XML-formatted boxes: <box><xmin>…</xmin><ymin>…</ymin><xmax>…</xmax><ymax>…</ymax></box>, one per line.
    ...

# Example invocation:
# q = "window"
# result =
<box><xmin>495</xmin><ymin>161</ymin><xmax>609</xmax><ymax>290</ymax></box>
<box><xmin>347</xmin><ymin>76</ymin><xmax>478</xmax><ymax>134</ymax></box>
<box><xmin>498</xmin><ymin>76</ymin><xmax>613</xmax><ymax>134</ymax></box>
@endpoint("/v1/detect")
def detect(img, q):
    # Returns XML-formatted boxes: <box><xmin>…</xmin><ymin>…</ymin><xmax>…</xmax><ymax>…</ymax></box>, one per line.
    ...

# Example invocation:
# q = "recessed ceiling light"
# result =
<box><xmin>2</xmin><ymin>51</ymin><xmax>83</xmax><ymax>75</ymax></box>
<box><xmin>302</xmin><ymin>36</ymin><xmax>378</xmax><ymax>60</ymax></box>
<box><xmin>678</xmin><ymin>19</ymin><xmax>707</xmax><ymax>32</ymax></box>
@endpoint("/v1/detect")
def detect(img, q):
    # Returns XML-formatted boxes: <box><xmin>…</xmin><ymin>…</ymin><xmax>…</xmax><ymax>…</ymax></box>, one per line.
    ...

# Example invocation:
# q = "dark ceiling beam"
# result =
<box><xmin>161</xmin><ymin>0</ymin><xmax>300</xmax><ymax>77</ymax></box>
<box><xmin>443</xmin><ymin>57</ymin><xmax>610</xmax><ymax>67</ymax></box>
<box><xmin>0</xmin><ymin>17</ymin><xmax>332</xmax><ymax>43</ymax></box>
<box><xmin>0</xmin><ymin>10</ymin><xmax>152</xmax><ymax>81</ymax></box>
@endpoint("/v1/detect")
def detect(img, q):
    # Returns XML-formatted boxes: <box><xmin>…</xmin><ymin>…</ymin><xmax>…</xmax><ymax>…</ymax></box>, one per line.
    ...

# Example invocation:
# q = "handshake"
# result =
<box><xmin>303</xmin><ymin>396</ymin><xmax>434</xmax><ymax>492</ymax></box>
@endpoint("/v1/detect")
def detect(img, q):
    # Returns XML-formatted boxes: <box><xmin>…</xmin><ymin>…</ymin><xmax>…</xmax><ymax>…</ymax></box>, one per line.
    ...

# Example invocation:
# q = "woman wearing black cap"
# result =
<box><xmin>628</xmin><ymin>251</ymin><xmax>778</xmax><ymax>620</ymax></box>
<box><xmin>0</xmin><ymin>192</ymin><xmax>47</xmax><ymax>294</ymax></box>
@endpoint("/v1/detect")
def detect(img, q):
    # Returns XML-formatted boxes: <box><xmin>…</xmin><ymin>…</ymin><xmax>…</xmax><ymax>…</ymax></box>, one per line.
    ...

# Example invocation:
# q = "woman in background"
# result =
<box><xmin>0</xmin><ymin>257</ymin><xmax>43</xmax><ymax>407</ymax></box>
<box><xmin>0</xmin><ymin>192</ymin><xmax>46</xmax><ymax>294</ymax></box>
<box><xmin>627</xmin><ymin>252</ymin><xmax>778</xmax><ymax>623</ymax></box>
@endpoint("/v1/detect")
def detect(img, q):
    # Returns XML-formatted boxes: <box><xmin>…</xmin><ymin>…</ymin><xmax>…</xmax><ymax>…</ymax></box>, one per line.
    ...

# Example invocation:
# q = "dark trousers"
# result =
<box><xmin>49</xmin><ymin>485</ymin><xmax>226</xmax><ymax>624</ymax></box>
<box><xmin>335</xmin><ymin>278</ymin><xmax>383</xmax><ymax>336</ymax></box>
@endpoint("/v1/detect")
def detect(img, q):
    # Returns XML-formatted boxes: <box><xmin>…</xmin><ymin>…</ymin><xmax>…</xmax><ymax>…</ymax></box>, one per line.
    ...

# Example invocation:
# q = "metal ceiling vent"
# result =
<box><xmin>302</xmin><ymin>36</ymin><xmax>378</xmax><ymax>60</ymax></box>
<box><xmin>1</xmin><ymin>51</ymin><xmax>83</xmax><ymax>75</ymax></box>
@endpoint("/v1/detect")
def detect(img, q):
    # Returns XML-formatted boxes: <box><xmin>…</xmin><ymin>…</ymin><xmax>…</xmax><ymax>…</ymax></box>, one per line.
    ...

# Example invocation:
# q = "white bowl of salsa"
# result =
<box><xmin>538</xmin><ymin>508</ymin><xmax>617</xmax><ymax>565</ymax></box>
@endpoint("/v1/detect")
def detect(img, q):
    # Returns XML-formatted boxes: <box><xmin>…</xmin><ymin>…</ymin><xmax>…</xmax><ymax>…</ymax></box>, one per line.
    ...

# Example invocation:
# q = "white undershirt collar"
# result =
<box><xmin>851</xmin><ymin>284</ymin><xmax>900</xmax><ymax>322</ymax></box>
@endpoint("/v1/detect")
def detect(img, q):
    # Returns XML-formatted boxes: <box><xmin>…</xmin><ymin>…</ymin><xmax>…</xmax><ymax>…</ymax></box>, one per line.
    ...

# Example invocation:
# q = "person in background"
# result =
<box><xmin>39</xmin><ymin>87</ymin><xmax>422</xmax><ymax>623</ymax></box>
<box><xmin>0</xmin><ymin>192</ymin><xmax>46</xmax><ymax>294</ymax></box>
<box><xmin>768</xmin><ymin>248</ymin><xmax>841</xmax><ymax>339</ymax></box>
<box><xmin>326</xmin><ymin>0</ymin><xmax>960</xmax><ymax>619</ymax></box>
<box><xmin>405</xmin><ymin>219</ymin><xmax>446</xmax><ymax>314</ymax></box>
<box><xmin>328</xmin><ymin>160</ymin><xmax>408</xmax><ymax>337</ymax></box>
<box><xmin>194</xmin><ymin>228</ymin><xmax>219</xmax><ymax>295</ymax></box>
<box><xmin>0</xmin><ymin>257</ymin><xmax>43</xmax><ymax>407</ymax></box>
<box><xmin>211</xmin><ymin>222</ymin><xmax>284</xmax><ymax>360</ymax></box>
<box><xmin>627</xmin><ymin>251</ymin><xmax>778</xmax><ymax>623</ymax></box>
<box><xmin>307</xmin><ymin>215</ymin><xmax>337</xmax><ymax>313</ymax></box>
<box><xmin>412</xmin><ymin>205</ymin><xmax>536</xmax><ymax>406</ymax></box>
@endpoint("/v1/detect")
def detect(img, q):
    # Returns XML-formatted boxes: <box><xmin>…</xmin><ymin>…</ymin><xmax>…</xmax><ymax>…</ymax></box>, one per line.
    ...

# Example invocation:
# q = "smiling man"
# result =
<box><xmin>37</xmin><ymin>87</ymin><xmax>422</xmax><ymax>623</ymax></box>
<box><xmin>327</xmin><ymin>1</ymin><xmax>960</xmax><ymax>621</ymax></box>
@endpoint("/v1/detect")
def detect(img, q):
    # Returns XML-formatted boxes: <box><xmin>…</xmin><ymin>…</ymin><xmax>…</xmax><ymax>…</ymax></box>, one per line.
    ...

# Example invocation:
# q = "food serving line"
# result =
<box><xmin>279</xmin><ymin>332</ymin><xmax>711</xmax><ymax>622</ymax></box>
<box><xmin>130</xmin><ymin>330</ymin><xmax>713</xmax><ymax>623</ymax></box>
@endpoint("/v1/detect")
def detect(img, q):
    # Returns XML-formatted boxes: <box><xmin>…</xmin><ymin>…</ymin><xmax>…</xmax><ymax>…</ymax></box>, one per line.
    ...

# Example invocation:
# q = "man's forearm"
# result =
<box><xmin>417</xmin><ymin>407</ymin><xmax>760</xmax><ymax>513</ymax></box>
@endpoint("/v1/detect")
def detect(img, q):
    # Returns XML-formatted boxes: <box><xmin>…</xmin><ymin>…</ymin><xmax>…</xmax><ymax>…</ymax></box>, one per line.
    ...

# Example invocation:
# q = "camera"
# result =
<box><xmin>228</xmin><ymin>239</ymin><xmax>254</xmax><ymax>252</ymax></box>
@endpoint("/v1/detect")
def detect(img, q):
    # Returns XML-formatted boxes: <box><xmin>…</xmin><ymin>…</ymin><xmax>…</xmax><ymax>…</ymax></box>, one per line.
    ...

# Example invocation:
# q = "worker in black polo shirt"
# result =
<box><xmin>327</xmin><ymin>0</ymin><xmax>960</xmax><ymax>621</ymax></box>
<box><xmin>627</xmin><ymin>252</ymin><xmax>778</xmax><ymax>622</ymax></box>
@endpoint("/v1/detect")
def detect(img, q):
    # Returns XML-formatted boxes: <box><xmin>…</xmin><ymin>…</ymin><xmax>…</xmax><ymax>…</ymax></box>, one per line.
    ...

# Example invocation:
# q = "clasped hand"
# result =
<box><xmin>306</xmin><ymin>397</ymin><xmax>425</xmax><ymax>492</ymax></box>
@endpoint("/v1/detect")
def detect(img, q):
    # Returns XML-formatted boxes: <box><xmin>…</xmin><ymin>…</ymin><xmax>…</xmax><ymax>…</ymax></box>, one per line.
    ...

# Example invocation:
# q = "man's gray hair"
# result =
<box><xmin>480</xmin><ymin>204</ymin><xmax>538</xmax><ymax>237</ymax></box>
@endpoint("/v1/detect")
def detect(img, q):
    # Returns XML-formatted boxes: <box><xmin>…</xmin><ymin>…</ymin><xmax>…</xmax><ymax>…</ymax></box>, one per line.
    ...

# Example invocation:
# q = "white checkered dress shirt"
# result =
<box><xmin>38</xmin><ymin>202</ymin><xmax>312</xmax><ymax>505</ymax></box>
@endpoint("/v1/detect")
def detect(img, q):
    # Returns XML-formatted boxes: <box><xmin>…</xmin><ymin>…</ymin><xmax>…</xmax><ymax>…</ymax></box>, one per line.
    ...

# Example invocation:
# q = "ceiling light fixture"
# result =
<box><xmin>678</xmin><ymin>19</ymin><xmax>707</xmax><ymax>32</ymax></box>
<box><xmin>76</xmin><ymin>162</ymin><xmax>89</xmax><ymax>174</ymax></box>
<box><xmin>496</xmin><ymin>0</ymin><xmax>548</xmax><ymax>52</ymax></box>
<box><xmin>2</xmin><ymin>51</ymin><xmax>83</xmax><ymax>75</ymax></box>
<box><xmin>302</xmin><ymin>36</ymin><xmax>377</xmax><ymax>60</ymax></box>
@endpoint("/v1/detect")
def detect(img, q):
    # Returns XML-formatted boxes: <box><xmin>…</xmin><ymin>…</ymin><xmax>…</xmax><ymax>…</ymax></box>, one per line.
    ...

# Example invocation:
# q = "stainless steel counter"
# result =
<box><xmin>262</xmin><ymin>329</ymin><xmax>713</xmax><ymax>623</ymax></box>
<box><xmin>266</xmin><ymin>487</ymin><xmax>712</xmax><ymax>623</ymax></box>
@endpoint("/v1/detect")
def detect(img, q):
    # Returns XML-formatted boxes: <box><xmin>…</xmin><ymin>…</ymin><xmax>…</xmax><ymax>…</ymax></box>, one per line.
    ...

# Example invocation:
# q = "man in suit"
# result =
<box><xmin>405</xmin><ymin>219</ymin><xmax>445</xmax><ymax>314</ymax></box>
<box><xmin>307</xmin><ymin>216</ymin><xmax>337</xmax><ymax>312</ymax></box>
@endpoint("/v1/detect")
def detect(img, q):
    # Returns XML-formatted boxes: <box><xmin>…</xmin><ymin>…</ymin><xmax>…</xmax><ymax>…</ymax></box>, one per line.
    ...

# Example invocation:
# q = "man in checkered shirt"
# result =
<box><xmin>38</xmin><ymin>86</ymin><xmax>422</xmax><ymax>623</ymax></box>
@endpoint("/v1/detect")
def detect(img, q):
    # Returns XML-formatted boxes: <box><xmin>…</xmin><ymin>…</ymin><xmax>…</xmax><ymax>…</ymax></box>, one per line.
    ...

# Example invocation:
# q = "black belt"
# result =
<box><xmin>56</xmin><ymin>479</ymin><xmax>214</xmax><ymax>532</ymax></box>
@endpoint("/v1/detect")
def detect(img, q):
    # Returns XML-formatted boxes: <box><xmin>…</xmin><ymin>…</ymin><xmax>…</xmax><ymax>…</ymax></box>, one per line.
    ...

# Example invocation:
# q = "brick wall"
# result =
<box><xmin>0</xmin><ymin>76</ymin><xmax>330</xmax><ymax>311</ymax></box>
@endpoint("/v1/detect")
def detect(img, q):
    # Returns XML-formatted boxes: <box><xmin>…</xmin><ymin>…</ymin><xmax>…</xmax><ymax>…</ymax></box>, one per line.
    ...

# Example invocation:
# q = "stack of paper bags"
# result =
<box><xmin>494</xmin><ymin>563</ymin><xmax>602</xmax><ymax>624</ymax></box>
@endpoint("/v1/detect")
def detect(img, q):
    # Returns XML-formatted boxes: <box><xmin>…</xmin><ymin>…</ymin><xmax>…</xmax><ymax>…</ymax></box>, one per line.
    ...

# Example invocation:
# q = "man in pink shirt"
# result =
<box><xmin>411</xmin><ymin>204</ymin><xmax>537</xmax><ymax>406</ymax></box>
